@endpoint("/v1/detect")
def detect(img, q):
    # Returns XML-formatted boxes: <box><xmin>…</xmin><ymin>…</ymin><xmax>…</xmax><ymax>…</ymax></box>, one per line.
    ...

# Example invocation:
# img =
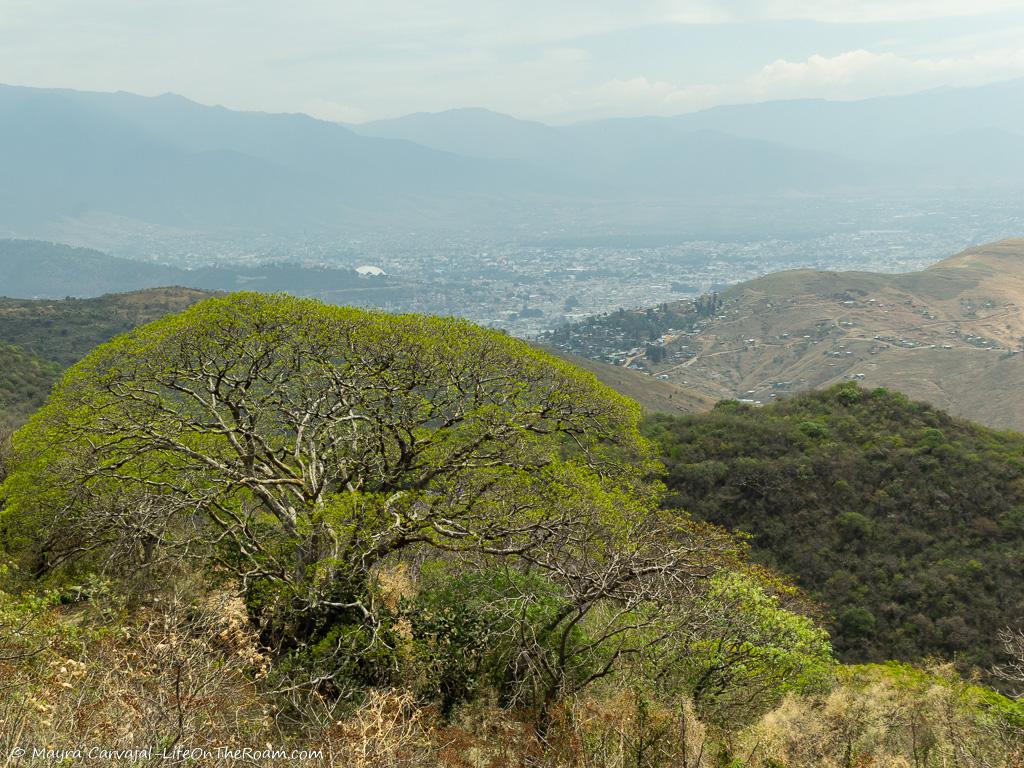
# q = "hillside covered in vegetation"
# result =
<box><xmin>0</xmin><ymin>286</ymin><xmax>215</xmax><ymax>368</ymax></box>
<box><xmin>0</xmin><ymin>295</ymin><xmax>1021</xmax><ymax>766</ymax></box>
<box><xmin>647</xmin><ymin>383</ymin><xmax>1024</xmax><ymax>682</ymax></box>
<box><xmin>0</xmin><ymin>239</ymin><xmax>412</xmax><ymax>303</ymax></box>
<box><xmin>0</xmin><ymin>288</ymin><xmax>216</xmax><ymax>429</ymax></box>
<box><xmin>0</xmin><ymin>288</ymin><xmax>710</xmax><ymax>428</ymax></box>
<box><xmin>0</xmin><ymin>344</ymin><xmax>60</xmax><ymax>429</ymax></box>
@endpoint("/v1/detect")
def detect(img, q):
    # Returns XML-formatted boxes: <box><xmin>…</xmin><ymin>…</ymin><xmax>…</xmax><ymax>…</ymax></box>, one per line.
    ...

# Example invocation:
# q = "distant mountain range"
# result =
<box><xmin>353</xmin><ymin>80</ymin><xmax>1024</xmax><ymax>187</ymax></box>
<box><xmin>0</xmin><ymin>84</ymin><xmax>539</xmax><ymax>236</ymax></box>
<box><xmin>2</xmin><ymin>80</ymin><xmax>1023</xmax><ymax>241</ymax></box>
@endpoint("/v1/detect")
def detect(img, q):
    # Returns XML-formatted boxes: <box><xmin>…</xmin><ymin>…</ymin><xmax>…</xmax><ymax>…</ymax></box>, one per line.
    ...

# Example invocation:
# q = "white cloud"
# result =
<box><xmin>748</xmin><ymin>48</ymin><xmax>1024</xmax><ymax>101</ymax></box>
<box><xmin>540</xmin><ymin>44</ymin><xmax>1024</xmax><ymax>121</ymax></box>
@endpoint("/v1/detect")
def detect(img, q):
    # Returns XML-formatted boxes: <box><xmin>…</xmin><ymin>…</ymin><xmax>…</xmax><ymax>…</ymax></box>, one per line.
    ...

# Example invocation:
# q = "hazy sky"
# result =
<box><xmin>3</xmin><ymin>1</ymin><xmax>1024</xmax><ymax>123</ymax></box>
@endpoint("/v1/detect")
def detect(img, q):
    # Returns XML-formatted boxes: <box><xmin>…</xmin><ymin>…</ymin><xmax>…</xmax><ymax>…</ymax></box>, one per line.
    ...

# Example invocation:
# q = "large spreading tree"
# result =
<box><xmin>1</xmin><ymin>294</ymin><xmax>751</xmax><ymax>702</ymax></box>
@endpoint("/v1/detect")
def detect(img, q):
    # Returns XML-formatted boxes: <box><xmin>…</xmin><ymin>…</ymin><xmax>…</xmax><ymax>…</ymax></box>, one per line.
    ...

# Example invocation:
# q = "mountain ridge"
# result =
<box><xmin>0</xmin><ymin>239</ymin><xmax>418</xmax><ymax>306</ymax></box>
<box><xmin>6</xmin><ymin>80</ymin><xmax>1023</xmax><ymax>242</ymax></box>
<box><xmin>647</xmin><ymin>383</ymin><xmax>1024</xmax><ymax>680</ymax></box>
<box><xmin>352</xmin><ymin>77</ymin><xmax>1024</xmax><ymax>171</ymax></box>
<box><xmin>617</xmin><ymin>239</ymin><xmax>1024</xmax><ymax>431</ymax></box>
<box><xmin>16</xmin><ymin>236</ymin><xmax>1024</xmax><ymax>432</ymax></box>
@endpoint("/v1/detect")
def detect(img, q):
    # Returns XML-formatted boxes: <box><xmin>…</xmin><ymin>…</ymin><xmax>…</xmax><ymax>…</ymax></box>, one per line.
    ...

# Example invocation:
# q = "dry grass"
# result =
<box><xmin>2</xmin><ymin>583</ymin><xmax>1021</xmax><ymax>767</ymax></box>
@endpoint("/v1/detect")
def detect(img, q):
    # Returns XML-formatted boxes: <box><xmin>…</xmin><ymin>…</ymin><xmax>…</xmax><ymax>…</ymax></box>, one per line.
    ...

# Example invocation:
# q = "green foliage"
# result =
<box><xmin>0</xmin><ymin>288</ymin><xmax>213</xmax><ymax>370</ymax></box>
<box><xmin>405</xmin><ymin>564</ymin><xmax>578</xmax><ymax>712</ymax></box>
<box><xmin>848</xmin><ymin>661</ymin><xmax>1024</xmax><ymax>727</ymax></box>
<box><xmin>543</xmin><ymin>294</ymin><xmax>722</xmax><ymax>357</ymax></box>
<box><xmin>2</xmin><ymin>290</ymin><xmax>1021</xmax><ymax>762</ymax></box>
<box><xmin>738</xmin><ymin>661</ymin><xmax>1024</xmax><ymax>767</ymax></box>
<box><xmin>2</xmin><ymin>293</ymin><xmax>703</xmax><ymax>711</ymax></box>
<box><xmin>667</xmin><ymin>571</ymin><xmax>835</xmax><ymax>726</ymax></box>
<box><xmin>0</xmin><ymin>579</ymin><xmax>81</xmax><ymax>682</ymax></box>
<box><xmin>646</xmin><ymin>384</ymin><xmax>1024</xmax><ymax>683</ymax></box>
<box><xmin>836</xmin><ymin>606</ymin><xmax>876</xmax><ymax>639</ymax></box>
<box><xmin>0</xmin><ymin>344</ymin><xmax>60</xmax><ymax>430</ymax></box>
<box><xmin>0</xmin><ymin>288</ymin><xmax>214</xmax><ymax>428</ymax></box>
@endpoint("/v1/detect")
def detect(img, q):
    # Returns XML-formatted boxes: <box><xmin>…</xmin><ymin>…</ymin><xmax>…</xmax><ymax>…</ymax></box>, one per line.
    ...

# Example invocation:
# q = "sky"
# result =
<box><xmin>2</xmin><ymin>1</ymin><xmax>1024</xmax><ymax>124</ymax></box>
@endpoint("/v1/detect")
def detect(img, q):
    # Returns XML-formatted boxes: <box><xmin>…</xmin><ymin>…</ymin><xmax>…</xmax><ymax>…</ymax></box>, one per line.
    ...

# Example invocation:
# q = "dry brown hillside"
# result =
<box><xmin>551</xmin><ymin>350</ymin><xmax>716</xmax><ymax>416</ymax></box>
<box><xmin>650</xmin><ymin>239</ymin><xmax>1024</xmax><ymax>430</ymax></box>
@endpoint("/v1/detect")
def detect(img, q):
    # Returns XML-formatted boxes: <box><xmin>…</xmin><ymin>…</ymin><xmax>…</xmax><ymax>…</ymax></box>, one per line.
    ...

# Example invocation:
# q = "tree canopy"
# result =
<box><xmin>1</xmin><ymin>293</ymin><xmax>756</xmax><ymax>714</ymax></box>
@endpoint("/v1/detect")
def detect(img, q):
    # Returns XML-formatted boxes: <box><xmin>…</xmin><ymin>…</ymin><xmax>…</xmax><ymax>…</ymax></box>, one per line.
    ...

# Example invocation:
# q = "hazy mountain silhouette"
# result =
<box><xmin>2</xmin><ymin>80</ymin><xmax>1023</xmax><ymax>239</ymax></box>
<box><xmin>354</xmin><ymin>78</ymin><xmax>1024</xmax><ymax>190</ymax></box>
<box><xmin>0</xmin><ymin>85</ymin><xmax>545</xmax><ymax>234</ymax></box>
<box><xmin>353</xmin><ymin>107</ymin><xmax>569</xmax><ymax>161</ymax></box>
<box><xmin>664</xmin><ymin>79</ymin><xmax>1024</xmax><ymax>159</ymax></box>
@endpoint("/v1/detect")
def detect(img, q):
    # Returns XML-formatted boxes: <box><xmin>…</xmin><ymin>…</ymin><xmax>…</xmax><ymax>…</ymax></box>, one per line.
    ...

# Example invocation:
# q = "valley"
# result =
<box><xmin>6</xmin><ymin>8</ymin><xmax>1024</xmax><ymax>763</ymax></box>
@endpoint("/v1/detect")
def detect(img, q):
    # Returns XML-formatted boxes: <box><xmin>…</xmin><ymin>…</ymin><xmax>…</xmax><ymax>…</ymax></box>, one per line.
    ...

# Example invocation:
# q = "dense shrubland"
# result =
<box><xmin>0</xmin><ymin>344</ymin><xmax>60</xmax><ymax>430</ymax></box>
<box><xmin>0</xmin><ymin>288</ymin><xmax>213</xmax><ymax>370</ymax></box>
<box><xmin>647</xmin><ymin>384</ymin><xmax>1024</xmax><ymax>682</ymax></box>
<box><xmin>0</xmin><ymin>295</ymin><xmax>1021</xmax><ymax>765</ymax></box>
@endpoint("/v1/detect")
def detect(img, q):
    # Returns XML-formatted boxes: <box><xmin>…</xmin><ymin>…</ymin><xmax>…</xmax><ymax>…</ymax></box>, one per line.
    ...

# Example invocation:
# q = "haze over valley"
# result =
<box><xmin>3</xmin><ymin>82</ymin><xmax>1024</xmax><ymax>314</ymax></box>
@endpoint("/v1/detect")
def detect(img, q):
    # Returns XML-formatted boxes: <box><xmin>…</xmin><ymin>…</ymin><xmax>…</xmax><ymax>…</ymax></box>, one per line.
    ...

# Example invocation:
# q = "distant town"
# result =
<box><xmin>44</xmin><ymin>191</ymin><xmax>1023</xmax><ymax>341</ymax></box>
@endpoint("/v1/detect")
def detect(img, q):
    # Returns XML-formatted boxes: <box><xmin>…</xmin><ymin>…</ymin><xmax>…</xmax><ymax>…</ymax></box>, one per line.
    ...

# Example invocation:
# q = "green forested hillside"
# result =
<box><xmin>0</xmin><ymin>343</ymin><xmax>60</xmax><ymax>429</ymax></box>
<box><xmin>646</xmin><ymin>384</ymin><xmax>1024</xmax><ymax>680</ymax></box>
<box><xmin>0</xmin><ymin>286</ymin><xmax>215</xmax><ymax>368</ymax></box>
<box><xmin>0</xmin><ymin>288</ymin><xmax>215</xmax><ymax>428</ymax></box>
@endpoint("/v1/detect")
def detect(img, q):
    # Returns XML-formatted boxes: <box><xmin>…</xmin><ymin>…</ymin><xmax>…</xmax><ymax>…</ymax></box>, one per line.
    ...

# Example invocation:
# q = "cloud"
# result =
<box><xmin>540</xmin><ymin>43</ymin><xmax>1024</xmax><ymax>121</ymax></box>
<box><xmin>3</xmin><ymin>0</ymin><xmax>1024</xmax><ymax>122</ymax></box>
<box><xmin>748</xmin><ymin>48</ymin><xmax>1024</xmax><ymax>101</ymax></box>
